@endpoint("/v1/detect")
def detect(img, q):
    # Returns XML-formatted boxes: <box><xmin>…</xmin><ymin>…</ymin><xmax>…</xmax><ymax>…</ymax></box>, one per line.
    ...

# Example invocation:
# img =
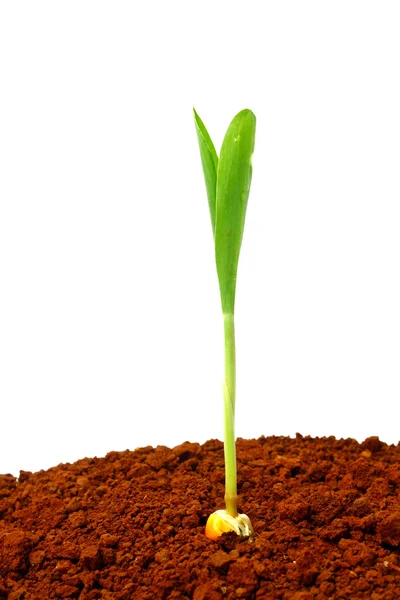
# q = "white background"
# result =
<box><xmin>1</xmin><ymin>2</ymin><xmax>399</xmax><ymax>477</ymax></box>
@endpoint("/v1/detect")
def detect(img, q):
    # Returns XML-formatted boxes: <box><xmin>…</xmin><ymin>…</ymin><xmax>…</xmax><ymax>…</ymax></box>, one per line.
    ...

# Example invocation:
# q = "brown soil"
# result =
<box><xmin>1</xmin><ymin>434</ymin><xmax>400</xmax><ymax>599</ymax></box>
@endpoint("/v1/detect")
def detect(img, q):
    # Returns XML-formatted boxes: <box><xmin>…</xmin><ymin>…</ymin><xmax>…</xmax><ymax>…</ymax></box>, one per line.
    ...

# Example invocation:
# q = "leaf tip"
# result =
<box><xmin>238</xmin><ymin>108</ymin><xmax>256</xmax><ymax>123</ymax></box>
<box><xmin>193</xmin><ymin>106</ymin><xmax>200</xmax><ymax>122</ymax></box>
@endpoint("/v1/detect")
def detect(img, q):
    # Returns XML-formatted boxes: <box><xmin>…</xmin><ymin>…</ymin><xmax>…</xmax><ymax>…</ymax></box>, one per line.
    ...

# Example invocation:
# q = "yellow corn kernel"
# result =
<box><xmin>205</xmin><ymin>509</ymin><xmax>254</xmax><ymax>541</ymax></box>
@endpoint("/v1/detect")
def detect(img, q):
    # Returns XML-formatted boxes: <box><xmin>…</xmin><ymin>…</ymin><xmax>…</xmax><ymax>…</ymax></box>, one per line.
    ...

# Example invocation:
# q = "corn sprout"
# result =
<box><xmin>194</xmin><ymin>108</ymin><xmax>256</xmax><ymax>540</ymax></box>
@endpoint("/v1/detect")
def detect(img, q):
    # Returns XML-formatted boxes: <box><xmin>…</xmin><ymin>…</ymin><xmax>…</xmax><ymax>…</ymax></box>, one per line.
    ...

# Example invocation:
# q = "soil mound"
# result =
<box><xmin>1</xmin><ymin>434</ymin><xmax>400</xmax><ymax>599</ymax></box>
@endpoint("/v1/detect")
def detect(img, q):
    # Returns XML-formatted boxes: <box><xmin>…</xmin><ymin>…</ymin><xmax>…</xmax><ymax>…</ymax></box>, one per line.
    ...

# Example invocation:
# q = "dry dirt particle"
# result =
<box><xmin>0</xmin><ymin>435</ymin><xmax>400</xmax><ymax>598</ymax></box>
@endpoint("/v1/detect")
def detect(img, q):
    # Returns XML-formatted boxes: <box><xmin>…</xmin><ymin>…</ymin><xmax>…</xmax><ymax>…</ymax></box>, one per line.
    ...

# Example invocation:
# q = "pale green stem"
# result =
<box><xmin>223</xmin><ymin>312</ymin><xmax>237</xmax><ymax>517</ymax></box>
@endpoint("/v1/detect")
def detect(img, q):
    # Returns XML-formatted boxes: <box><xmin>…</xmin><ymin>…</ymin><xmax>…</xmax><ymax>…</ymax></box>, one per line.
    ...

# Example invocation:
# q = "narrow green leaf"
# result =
<box><xmin>215</xmin><ymin>109</ymin><xmax>256</xmax><ymax>314</ymax></box>
<box><xmin>193</xmin><ymin>108</ymin><xmax>219</xmax><ymax>235</ymax></box>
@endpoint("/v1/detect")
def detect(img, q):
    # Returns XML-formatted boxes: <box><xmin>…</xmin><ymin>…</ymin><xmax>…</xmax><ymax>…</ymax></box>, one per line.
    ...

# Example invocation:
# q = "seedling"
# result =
<box><xmin>194</xmin><ymin>108</ymin><xmax>256</xmax><ymax>540</ymax></box>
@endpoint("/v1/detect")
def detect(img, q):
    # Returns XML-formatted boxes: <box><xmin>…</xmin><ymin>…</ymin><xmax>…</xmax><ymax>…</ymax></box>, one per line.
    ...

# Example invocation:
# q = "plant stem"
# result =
<box><xmin>223</xmin><ymin>312</ymin><xmax>237</xmax><ymax>517</ymax></box>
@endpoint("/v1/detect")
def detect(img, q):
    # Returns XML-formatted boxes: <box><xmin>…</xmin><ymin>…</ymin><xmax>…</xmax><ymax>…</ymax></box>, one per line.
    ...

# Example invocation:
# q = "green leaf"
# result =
<box><xmin>215</xmin><ymin>109</ymin><xmax>256</xmax><ymax>314</ymax></box>
<box><xmin>193</xmin><ymin>108</ymin><xmax>219</xmax><ymax>235</ymax></box>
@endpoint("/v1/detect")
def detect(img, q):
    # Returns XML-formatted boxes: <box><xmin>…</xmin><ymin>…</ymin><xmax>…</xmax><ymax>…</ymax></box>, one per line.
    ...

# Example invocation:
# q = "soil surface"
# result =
<box><xmin>1</xmin><ymin>434</ymin><xmax>400</xmax><ymax>599</ymax></box>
